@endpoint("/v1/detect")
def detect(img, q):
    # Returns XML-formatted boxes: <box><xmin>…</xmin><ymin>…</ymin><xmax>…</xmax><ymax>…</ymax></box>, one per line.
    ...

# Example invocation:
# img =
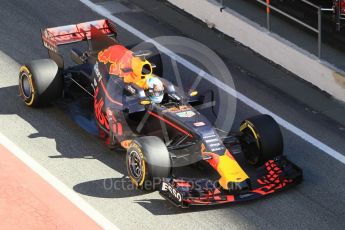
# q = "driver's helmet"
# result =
<box><xmin>146</xmin><ymin>77</ymin><xmax>164</xmax><ymax>104</ymax></box>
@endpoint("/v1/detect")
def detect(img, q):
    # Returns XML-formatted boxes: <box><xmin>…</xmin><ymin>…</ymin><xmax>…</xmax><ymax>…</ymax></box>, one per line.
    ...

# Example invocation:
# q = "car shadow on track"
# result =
<box><xmin>2</xmin><ymin>85</ymin><xmax>272</xmax><ymax>215</ymax></box>
<box><xmin>73</xmin><ymin>176</ymin><xmax>246</xmax><ymax>215</ymax></box>
<box><xmin>73</xmin><ymin>176</ymin><xmax>147</xmax><ymax>199</ymax></box>
<box><xmin>0</xmin><ymin>85</ymin><xmax>160</xmax><ymax>204</ymax></box>
<box><xmin>0</xmin><ymin>85</ymin><xmax>128</xmax><ymax>183</ymax></box>
<box><xmin>0</xmin><ymin>85</ymin><xmax>225</xmax><ymax>213</ymax></box>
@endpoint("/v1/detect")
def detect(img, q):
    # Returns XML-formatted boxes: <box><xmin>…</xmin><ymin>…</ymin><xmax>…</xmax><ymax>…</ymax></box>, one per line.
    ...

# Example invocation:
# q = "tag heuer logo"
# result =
<box><xmin>176</xmin><ymin>111</ymin><xmax>195</xmax><ymax>118</ymax></box>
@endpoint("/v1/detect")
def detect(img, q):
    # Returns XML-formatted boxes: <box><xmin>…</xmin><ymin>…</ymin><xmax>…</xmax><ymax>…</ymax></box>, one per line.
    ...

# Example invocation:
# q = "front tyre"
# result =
<box><xmin>126</xmin><ymin>136</ymin><xmax>171</xmax><ymax>190</ymax></box>
<box><xmin>240</xmin><ymin>114</ymin><xmax>283</xmax><ymax>166</ymax></box>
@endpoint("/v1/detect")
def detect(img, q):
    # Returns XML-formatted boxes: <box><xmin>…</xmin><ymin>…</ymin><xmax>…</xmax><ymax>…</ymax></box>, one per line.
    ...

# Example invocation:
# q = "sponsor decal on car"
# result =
<box><xmin>163</xmin><ymin>105</ymin><xmax>191</xmax><ymax>113</ymax></box>
<box><xmin>94</xmin><ymin>62</ymin><xmax>102</xmax><ymax>82</ymax></box>
<box><xmin>125</xmin><ymin>85</ymin><xmax>136</xmax><ymax>94</ymax></box>
<box><xmin>205</xmin><ymin>138</ymin><xmax>219</xmax><ymax>143</ymax></box>
<box><xmin>176</xmin><ymin>111</ymin><xmax>196</xmax><ymax>118</ymax></box>
<box><xmin>194</xmin><ymin>122</ymin><xmax>205</xmax><ymax>127</ymax></box>
<box><xmin>94</xmin><ymin>87</ymin><xmax>110</xmax><ymax>130</ymax></box>
<box><xmin>161</xmin><ymin>182</ymin><xmax>183</xmax><ymax>203</ymax></box>
<box><xmin>203</xmin><ymin>134</ymin><xmax>217</xmax><ymax>139</ymax></box>
<box><xmin>209</xmin><ymin>143</ymin><xmax>221</xmax><ymax>147</ymax></box>
<box><xmin>239</xmin><ymin>193</ymin><xmax>254</xmax><ymax>199</ymax></box>
<box><xmin>210</xmin><ymin>147</ymin><xmax>223</xmax><ymax>152</ymax></box>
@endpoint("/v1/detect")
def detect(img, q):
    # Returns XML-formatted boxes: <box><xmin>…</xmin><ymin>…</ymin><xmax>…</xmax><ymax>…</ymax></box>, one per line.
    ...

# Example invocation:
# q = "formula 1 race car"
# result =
<box><xmin>18</xmin><ymin>19</ymin><xmax>302</xmax><ymax>208</ymax></box>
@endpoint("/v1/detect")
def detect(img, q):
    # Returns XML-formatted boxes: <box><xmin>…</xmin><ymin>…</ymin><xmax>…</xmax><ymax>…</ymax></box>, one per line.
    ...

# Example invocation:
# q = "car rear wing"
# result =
<box><xmin>41</xmin><ymin>19</ymin><xmax>117</xmax><ymax>53</ymax></box>
<box><xmin>41</xmin><ymin>19</ymin><xmax>117</xmax><ymax>68</ymax></box>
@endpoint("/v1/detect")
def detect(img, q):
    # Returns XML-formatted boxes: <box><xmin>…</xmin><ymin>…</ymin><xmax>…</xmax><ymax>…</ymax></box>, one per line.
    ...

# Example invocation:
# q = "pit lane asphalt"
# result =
<box><xmin>0</xmin><ymin>0</ymin><xmax>344</xmax><ymax>229</ymax></box>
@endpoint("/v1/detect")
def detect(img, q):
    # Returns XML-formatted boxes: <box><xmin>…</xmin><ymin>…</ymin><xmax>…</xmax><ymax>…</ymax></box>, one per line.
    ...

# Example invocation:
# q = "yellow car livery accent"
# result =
<box><xmin>217</xmin><ymin>154</ymin><xmax>249</xmax><ymax>190</ymax></box>
<box><xmin>97</xmin><ymin>44</ymin><xmax>155</xmax><ymax>89</ymax></box>
<box><xmin>128</xmin><ymin>57</ymin><xmax>152</xmax><ymax>83</ymax></box>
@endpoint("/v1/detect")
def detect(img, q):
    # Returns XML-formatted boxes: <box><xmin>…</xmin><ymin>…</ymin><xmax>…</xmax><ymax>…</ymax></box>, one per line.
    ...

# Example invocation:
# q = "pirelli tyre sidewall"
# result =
<box><xmin>19</xmin><ymin>66</ymin><xmax>38</xmax><ymax>107</ymax></box>
<box><xmin>240</xmin><ymin>114</ymin><xmax>283</xmax><ymax>166</ymax></box>
<box><xmin>126</xmin><ymin>136</ymin><xmax>171</xmax><ymax>190</ymax></box>
<box><xmin>18</xmin><ymin>59</ymin><xmax>62</xmax><ymax>107</ymax></box>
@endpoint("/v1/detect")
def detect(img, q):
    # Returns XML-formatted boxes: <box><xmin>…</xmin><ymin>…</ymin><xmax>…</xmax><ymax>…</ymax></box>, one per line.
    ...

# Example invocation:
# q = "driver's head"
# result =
<box><xmin>146</xmin><ymin>77</ymin><xmax>164</xmax><ymax>104</ymax></box>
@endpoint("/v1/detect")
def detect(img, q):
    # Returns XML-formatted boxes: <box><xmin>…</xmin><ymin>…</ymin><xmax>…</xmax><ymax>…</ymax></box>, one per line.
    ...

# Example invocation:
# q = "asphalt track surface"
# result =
<box><xmin>0</xmin><ymin>0</ymin><xmax>344</xmax><ymax>229</ymax></box>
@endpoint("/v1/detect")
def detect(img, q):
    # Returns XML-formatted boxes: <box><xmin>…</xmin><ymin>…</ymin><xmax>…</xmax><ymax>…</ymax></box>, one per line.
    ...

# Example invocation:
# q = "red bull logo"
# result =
<box><xmin>94</xmin><ymin>87</ymin><xmax>110</xmax><ymax>130</ymax></box>
<box><xmin>97</xmin><ymin>45</ymin><xmax>154</xmax><ymax>87</ymax></box>
<box><xmin>98</xmin><ymin>45</ymin><xmax>134</xmax><ymax>77</ymax></box>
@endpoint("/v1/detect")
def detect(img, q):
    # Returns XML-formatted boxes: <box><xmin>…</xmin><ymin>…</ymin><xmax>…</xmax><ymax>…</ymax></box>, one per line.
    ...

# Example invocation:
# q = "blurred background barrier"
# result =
<box><xmin>168</xmin><ymin>0</ymin><xmax>345</xmax><ymax>102</ymax></box>
<box><xmin>214</xmin><ymin>0</ymin><xmax>345</xmax><ymax>70</ymax></box>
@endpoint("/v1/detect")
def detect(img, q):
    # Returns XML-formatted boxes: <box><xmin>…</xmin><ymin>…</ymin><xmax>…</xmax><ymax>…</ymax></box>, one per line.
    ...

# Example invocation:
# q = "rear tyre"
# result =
<box><xmin>19</xmin><ymin>59</ymin><xmax>63</xmax><ymax>107</ymax></box>
<box><xmin>126</xmin><ymin>136</ymin><xmax>171</xmax><ymax>190</ymax></box>
<box><xmin>240</xmin><ymin>114</ymin><xmax>283</xmax><ymax>166</ymax></box>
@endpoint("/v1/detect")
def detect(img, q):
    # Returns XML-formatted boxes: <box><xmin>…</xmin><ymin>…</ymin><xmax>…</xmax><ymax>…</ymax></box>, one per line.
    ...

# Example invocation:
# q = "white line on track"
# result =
<box><xmin>80</xmin><ymin>0</ymin><xmax>345</xmax><ymax>164</ymax></box>
<box><xmin>0</xmin><ymin>132</ymin><xmax>120</xmax><ymax>230</ymax></box>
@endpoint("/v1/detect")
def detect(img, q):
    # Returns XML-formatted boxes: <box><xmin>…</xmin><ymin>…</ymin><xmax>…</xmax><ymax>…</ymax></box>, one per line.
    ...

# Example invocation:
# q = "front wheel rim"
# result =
<box><xmin>241</xmin><ymin>125</ymin><xmax>260</xmax><ymax>165</ymax></box>
<box><xmin>128</xmin><ymin>150</ymin><xmax>143</xmax><ymax>180</ymax></box>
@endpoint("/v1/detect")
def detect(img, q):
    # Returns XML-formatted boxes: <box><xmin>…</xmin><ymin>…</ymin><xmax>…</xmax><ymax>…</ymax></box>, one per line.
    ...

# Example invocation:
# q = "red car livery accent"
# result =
<box><xmin>98</xmin><ymin>45</ymin><xmax>133</xmax><ymax>77</ymax></box>
<box><xmin>106</xmin><ymin>108</ymin><xmax>123</xmax><ymax>136</ymax></box>
<box><xmin>94</xmin><ymin>87</ymin><xmax>109</xmax><ymax>130</ymax></box>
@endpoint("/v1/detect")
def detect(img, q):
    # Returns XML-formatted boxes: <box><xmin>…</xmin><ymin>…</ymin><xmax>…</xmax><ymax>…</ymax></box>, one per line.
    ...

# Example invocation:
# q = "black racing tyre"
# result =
<box><xmin>240</xmin><ymin>114</ymin><xmax>283</xmax><ymax>166</ymax></box>
<box><xmin>126</xmin><ymin>136</ymin><xmax>171</xmax><ymax>190</ymax></box>
<box><xmin>19</xmin><ymin>59</ymin><xmax>63</xmax><ymax>107</ymax></box>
